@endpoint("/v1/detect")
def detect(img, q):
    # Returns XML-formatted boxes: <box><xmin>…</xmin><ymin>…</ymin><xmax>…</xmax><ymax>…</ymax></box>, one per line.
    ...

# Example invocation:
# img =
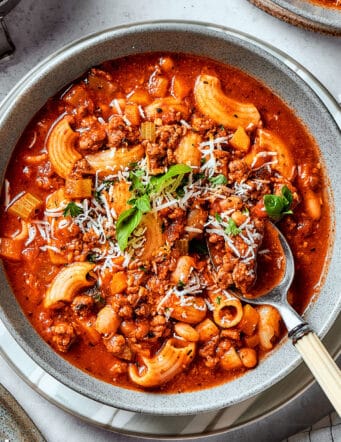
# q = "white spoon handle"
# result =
<box><xmin>294</xmin><ymin>331</ymin><xmax>341</xmax><ymax>416</ymax></box>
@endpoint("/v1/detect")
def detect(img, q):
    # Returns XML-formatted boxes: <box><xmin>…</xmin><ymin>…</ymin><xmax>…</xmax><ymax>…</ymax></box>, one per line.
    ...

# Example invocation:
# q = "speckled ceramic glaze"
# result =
<box><xmin>0</xmin><ymin>383</ymin><xmax>45</xmax><ymax>441</ymax></box>
<box><xmin>249</xmin><ymin>0</ymin><xmax>341</xmax><ymax>35</ymax></box>
<box><xmin>0</xmin><ymin>0</ymin><xmax>21</xmax><ymax>16</ymax></box>
<box><xmin>0</xmin><ymin>22</ymin><xmax>340</xmax><ymax>415</ymax></box>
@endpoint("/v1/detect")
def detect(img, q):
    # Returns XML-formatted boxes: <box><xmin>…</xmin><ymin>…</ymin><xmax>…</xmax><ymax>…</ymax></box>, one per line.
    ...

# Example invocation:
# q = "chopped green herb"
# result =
<box><xmin>242</xmin><ymin>207</ymin><xmax>250</xmax><ymax>215</ymax></box>
<box><xmin>139</xmin><ymin>265</ymin><xmax>147</xmax><ymax>272</ymax></box>
<box><xmin>193</xmin><ymin>172</ymin><xmax>205</xmax><ymax>181</ymax></box>
<box><xmin>177</xmin><ymin>280</ymin><xmax>185</xmax><ymax>289</ymax></box>
<box><xmin>209</xmin><ymin>174</ymin><xmax>228</xmax><ymax>186</ymax></box>
<box><xmin>93</xmin><ymin>190</ymin><xmax>101</xmax><ymax>202</ymax></box>
<box><xmin>134</xmin><ymin>194</ymin><xmax>151</xmax><ymax>213</ymax></box>
<box><xmin>225</xmin><ymin>218</ymin><xmax>241</xmax><ymax>236</ymax></box>
<box><xmin>128</xmin><ymin>161</ymin><xmax>138</xmax><ymax>169</ymax></box>
<box><xmin>264</xmin><ymin>186</ymin><xmax>293</xmax><ymax>221</ymax></box>
<box><xmin>87</xmin><ymin>253</ymin><xmax>98</xmax><ymax>263</ymax></box>
<box><xmin>92</xmin><ymin>293</ymin><xmax>105</xmax><ymax>304</ymax></box>
<box><xmin>63</xmin><ymin>202</ymin><xmax>83</xmax><ymax>217</ymax></box>
<box><xmin>216</xmin><ymin>296</ymin><xmax>221</xmax><ymax>305</ymax></box>
<box><xmin>201</xmin><ymin>158</ymin><xmax>207</xmax><ymax>165</ymax></box>
<box><xmin>150</xmin><ymin>164</ymin><xmax>192</xmax><ymax>193</ymax></box>
<box><xmin>215</xmin><ymin>213</ymin><xmax>222</xmax><ymax>222</ymax></box>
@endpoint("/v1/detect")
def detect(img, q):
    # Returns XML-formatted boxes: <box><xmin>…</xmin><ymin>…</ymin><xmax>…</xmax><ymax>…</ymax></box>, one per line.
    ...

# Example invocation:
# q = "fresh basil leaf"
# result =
<box><xmin>129</xmin><ymin>169</ymin><xmax>145</xmax><ymax>193</ymax></box>
<box><xmin>151</xmin><ymin>164</ymin><xmax>192</xmax><ymax>193</ymax></box>
<box><xmin>225</xmin><ymin>218</ymin><xmax>241</xmax><ymax>236</ymax></box>
<box><xmin>281</xmin><ymin>186</ymin><xmax>293</xmax><ymax>209</ymax></box>
<box><xmin>263</xmin><ymin>195</ymin><xmax>285</xmax><ymax>220</ymax></box>
<box><xmin>116</xmin><ymin>207</ymin><xmax>143</xmax><ymax>251</ymax></box>
<box><xmin>208</xmin><ymin>174</ymin><xmax>228</xmax><ymax>186</ymax></box>
<box><xmin>176</xmin><ymin>175</ymin><xmax>189</xmax><ymax>197</ymax></box>
<box><xmin>215</xmin><ymin>213</ymin><xmax>222</xmax><ymax>222</ymax></box>
<box><xmin>63</xmin><ymin>202</ymin><xmax>83</xmax><ymax>217</ymax></box>
<box><xmin>135</xmin><ymin>194</ymin><xmax>151</xmax><ymax>213</ymax></box>
<box><xmin>264</xmin><ymin>186</ymin><xmax>293</xmax><ymax>221</ymax></box>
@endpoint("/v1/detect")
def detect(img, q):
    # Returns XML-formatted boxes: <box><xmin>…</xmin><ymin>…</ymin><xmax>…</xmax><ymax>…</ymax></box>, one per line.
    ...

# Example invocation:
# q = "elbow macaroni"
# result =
<box><xmin>85</xmin><ymin>144</ymin><xmax>144</xmax><ymax>174</ymax></box>
<box><xmin>128</xmin><ymin>338</ymin><xmax>195</xmax><ymax>387</ymax></box>
<box><xmin>47</xmin><ymin>117</ymin><xmax>82</xmax><ymax>179</ymax></box>
<box><xmin>194</xmin><ymin>74</ymin><xmax>260</xmax><ymax>130</ymax></box>
<box><xmin>44</xmin><ymin>262</ymin><xmax>96</xmax><ymax>309</ymax></box>
<box><xmin>213</xmin><ymin>296</ymin><xmax>243</xmax><ymax>329</ymax></box>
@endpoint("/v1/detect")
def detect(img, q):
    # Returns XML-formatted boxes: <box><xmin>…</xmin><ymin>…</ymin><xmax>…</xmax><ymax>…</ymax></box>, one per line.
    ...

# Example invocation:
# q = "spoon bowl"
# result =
<box><xmin>232</xmin><ymin>222</ymin><xmax>304</xmax><ymax>333</ymax></box>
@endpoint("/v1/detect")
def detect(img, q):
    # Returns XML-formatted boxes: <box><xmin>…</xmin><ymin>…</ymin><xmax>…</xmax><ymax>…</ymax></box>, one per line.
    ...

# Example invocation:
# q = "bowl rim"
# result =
<box><xmin>251</xmin><ymin>0</ymin><xmax>341</xmax><ymax>34</ymax></box>
<box><xmin>0</xmin><ymin>20</ymin><xmax>340</xmax><ymax>416</ymax></box>
<box><xmin>273</xmin><ymin>0</ymin><xmax>341</xmax><ymax>25</ymax></box>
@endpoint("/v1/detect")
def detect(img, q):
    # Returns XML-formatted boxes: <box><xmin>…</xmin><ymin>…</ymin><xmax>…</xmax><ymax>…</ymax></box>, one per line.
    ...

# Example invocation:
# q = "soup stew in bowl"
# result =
<box><xmin>0</xmin><ymin>22</ymin><xmax>339</xmax><ymax>414</ymax></box>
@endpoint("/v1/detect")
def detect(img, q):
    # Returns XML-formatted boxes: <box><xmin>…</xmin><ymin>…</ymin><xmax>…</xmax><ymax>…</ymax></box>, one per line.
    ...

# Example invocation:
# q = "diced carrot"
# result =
<box><xmin>127</xmin><ymin>89</ymin><xmax>151</xmax><ymax>106</ymax></box>
<box><xmin>124</xmin><ymin>103</ymin><xmax>140</xmax><ymax>126</ymax></box>
<box><xmin>171</xmin><ymin>75</ymin><xmax>191</xmax><ymax>100</ymax></box>
<box><xmin>63</xmin><ymin>84</ymin><xmax>89</xmax><ymax>107</ymax></box>
<box><xmin>244</xmin><ymin>334</ymin><xmax>260</xmax><ymax>348</ymax></box>
<box><xmin>111</xmin><ymin>98</ymin><xmax>126</xmax><ymax>113</ymax></box>
<box><xmin>148</xmin><ymin>74</ymin><xmax>169</xmax><ymax>98</ymax></box>
<box><xmin>98</xmin><ymin>104</ymin><xmax>112</xmax><ymax>120</ymax></box>
<box><xmin>88</xmin><ymin>73</ymin><xmax>116</xmax><ymax>97</ymax></box>
<box><xmin>230</xmin><ymin>127</ymin><xmax>250</xmax><ymax>152</ymax></box>
<box><xmin>252</xmin><ymin>200</ymin><xmax>268</xmax><ymax>219</ymax></box>
<box><xmin>109</xmin><ymin>271</ymin><xmax>128</xmax><ymax>295</ymax></box>
<box><xmin>0</xmin><ymin>238</ymin><xmax>23</xmax><ymax>260</ymax></box>
<box><xmin>238</xmin><ymin>304</ymin><xmax>259</xmax><ymax>336</ymax></box>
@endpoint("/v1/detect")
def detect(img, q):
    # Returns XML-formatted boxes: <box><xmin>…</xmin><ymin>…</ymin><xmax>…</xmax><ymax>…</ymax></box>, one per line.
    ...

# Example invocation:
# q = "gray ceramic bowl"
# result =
<box><xmin>249</xmin><ymin>0</ymin><xmax>341</xmax><ymax>35</ymax></box>
<box><xmin>0</xmin><ymin>21</ymin><xmax>340</xmax><ymax>415</ymax></box>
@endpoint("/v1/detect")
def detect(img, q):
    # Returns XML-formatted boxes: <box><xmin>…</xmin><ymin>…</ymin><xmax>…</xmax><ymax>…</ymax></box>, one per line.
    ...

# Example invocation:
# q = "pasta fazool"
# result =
<box><xmin>0</xmin><ymin>53</ymin><xmax>330</xmax><ymax>392</ymax></box>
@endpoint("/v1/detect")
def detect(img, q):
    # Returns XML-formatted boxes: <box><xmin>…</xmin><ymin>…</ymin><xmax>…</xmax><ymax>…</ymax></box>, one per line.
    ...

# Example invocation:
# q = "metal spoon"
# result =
<box><xmin>208</xmin><ymin>222</ymin><xmax>341</xmax><ymax>415</ymax></box>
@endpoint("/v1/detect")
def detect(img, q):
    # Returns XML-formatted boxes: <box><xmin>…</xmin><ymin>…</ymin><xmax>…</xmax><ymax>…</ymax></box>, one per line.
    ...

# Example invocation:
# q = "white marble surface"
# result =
<box><xmin>0</xmin><ymin>1</ymin><xmax>340</xmax><ymax>441</ymax></box>
<box><xmin>0</xmin><ymin>0</ymin><xmax>340</xmax><ymax>102</ymax></box>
